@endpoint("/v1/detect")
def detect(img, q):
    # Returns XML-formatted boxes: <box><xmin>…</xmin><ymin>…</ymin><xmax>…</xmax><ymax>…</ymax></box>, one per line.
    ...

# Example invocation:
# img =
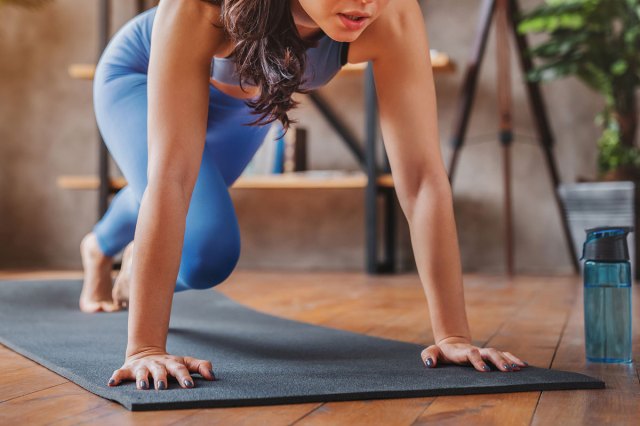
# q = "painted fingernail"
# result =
<box><xmin>184</xmin><ymin>379</ymin><xmax>194</xmax><ymax>388</ymax></box>
<box><xmin>108</xmin><ymin>378</ymin><xmax>115</xmax><ymax>386</ymax></box>
<box><xmin>482</xmin><ymin>364</ymin><xmax>490</xmax><ymax>371</ymax></box>
<box><xmin>511</xmin><ymin>363</ymin><xmax>519</xmax><ymax>369</ymax></box>
<box><xmin>503</xmin><ymin>364</ymin><xmax>511</xmax><ymax>371</ymax></box>
<box><xmin>140</xmin><ymin>380</ymin><xmax>148</xmax><ymax>390</ymax></box>
<box><xmin>524</xmin><ymin>361</ymin><xmax>529</xmax><ymax>366</ymax></box>
<box><xmin>426</xmin><ymin>357</ymin><xmax>433</xmax><ymax>367</ymax></box>
<box><xmin>210</xmin><ymin>369</ymin><xmax>216</xmax><ymax>380</ymax></box>
<box><xmin>158</xmin><ymin>380</ymin><xmax>166</xmax><ymax>390</ymax></box>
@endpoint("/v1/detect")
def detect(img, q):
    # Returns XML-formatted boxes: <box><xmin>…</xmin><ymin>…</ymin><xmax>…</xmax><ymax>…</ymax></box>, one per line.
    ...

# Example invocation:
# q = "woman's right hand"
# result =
<box><xmin>108</xmin><ymin>348</ymin><xmax>216</xmax><ymax>390</ymax></box>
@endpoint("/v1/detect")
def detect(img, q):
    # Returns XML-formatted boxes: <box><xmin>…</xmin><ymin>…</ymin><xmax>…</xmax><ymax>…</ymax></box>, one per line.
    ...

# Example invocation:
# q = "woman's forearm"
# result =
<box><xmin>407</xmin><ymin>182</ymin><xmax>472</xmax><ymax>344</ymax></box>
<box><xmin>123</xmin><ymin>0</ymin><xmax>225</xmax><ymax>357</ymax></box>
<box><xmin>126</xmin><ymin>183</ymin><xmax>190</xmax><ymax>356</ymax></box>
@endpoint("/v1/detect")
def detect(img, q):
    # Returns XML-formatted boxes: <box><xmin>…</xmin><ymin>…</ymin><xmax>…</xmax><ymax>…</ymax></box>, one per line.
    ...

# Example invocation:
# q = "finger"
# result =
<box><xmin>135</xmin><ymin>367</ymin><xmax>150</xmax><ymax>390</ymax></box>
<box><xmin>466</xmin><ymin>348</ymin><xmax>490</xmax><ymax>372</ymax></box>
<box><xmin>148</xmin><ymin>362</ymin><xmax>168</xmax><ymax>390</ymax></box>
<box><xmin>184</xmin><ymin>356</ymin><xmax>216</xmax><ymax>381</ymax></box>
<box><xmin>502</xmin><ymin>351</ymin><xmax>527</xmax><ymax>369</ymax></box>
<box><xmin>421</xmin><ymin>345</ymin><xmax>440</xmax><ymax>368</ymax></box>
<box><xmin>108</xmin><ymin>368</ymin><xmax>132</xmax><ymax>386</ymax></box>
<box><xmin>497</xmin><ymin>351</ymin><xmax>520</xmax><ymax>371</ymax></box>
<box><xmin>166</xmin><ymin>362</ymin><xmax>194</xmax><ymax>389</ymax></box>
<box><xmin>481</xmin><ymin>348</ymin><xmax>514</xmax><ymax>372</ymax></box>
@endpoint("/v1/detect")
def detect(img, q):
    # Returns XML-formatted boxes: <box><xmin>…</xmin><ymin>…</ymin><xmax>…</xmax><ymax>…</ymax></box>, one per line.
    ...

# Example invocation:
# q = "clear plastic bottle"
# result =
<box><xmin>580</xmin><ymin>226</ymin><xmax>633</xmax><ymax>363</ymax></box>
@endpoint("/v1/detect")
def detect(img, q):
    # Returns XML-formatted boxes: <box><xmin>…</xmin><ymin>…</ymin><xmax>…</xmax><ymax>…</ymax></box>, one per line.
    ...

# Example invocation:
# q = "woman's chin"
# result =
<box><xmin>324</xmin><ymin>29</ymin><xmax>362</xmax><ymax>43</ymax></box>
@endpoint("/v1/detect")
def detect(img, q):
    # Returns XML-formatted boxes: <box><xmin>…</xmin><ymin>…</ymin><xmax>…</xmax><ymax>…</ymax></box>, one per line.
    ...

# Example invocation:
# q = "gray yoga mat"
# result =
<box><xmin>0</xmin><ymin>279</ymin><xmax>604</xmax><ymax>411</ymax></box>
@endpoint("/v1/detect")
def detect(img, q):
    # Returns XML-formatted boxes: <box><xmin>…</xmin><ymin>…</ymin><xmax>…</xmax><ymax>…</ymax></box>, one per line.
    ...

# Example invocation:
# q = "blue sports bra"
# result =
<box><xmin>211</xmin><ymin>35</ymin><xmax>350</xmax><ymax>91</ymax></box>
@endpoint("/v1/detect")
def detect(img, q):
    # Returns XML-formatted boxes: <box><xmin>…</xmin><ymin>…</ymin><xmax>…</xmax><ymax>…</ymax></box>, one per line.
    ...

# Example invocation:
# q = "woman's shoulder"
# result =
<box><xmin>168</xmin><ymin>0</ymin><xmax>235</xmax><ymax>55</ymax></box>
<box><xmin>347</xmin><ymin>0</ymin><xmax>422</xmax><ymax>64</ymax></box>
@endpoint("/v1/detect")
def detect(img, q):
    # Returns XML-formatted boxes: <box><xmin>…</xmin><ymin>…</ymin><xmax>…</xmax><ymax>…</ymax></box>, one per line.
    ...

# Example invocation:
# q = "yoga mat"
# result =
<box><xmin>0</xmin><ymin>279</ymin><xmax>604</xmax><ymax>411</ymax></box>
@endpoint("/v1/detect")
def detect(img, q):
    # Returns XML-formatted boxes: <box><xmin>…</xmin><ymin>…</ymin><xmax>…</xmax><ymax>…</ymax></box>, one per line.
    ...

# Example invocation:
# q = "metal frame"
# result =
<box><xmin>97</xmin><ymin>0</ymin><xmax>111</xmax><ymax>217</ymax></box>
<box><xmin>446</xmin><ymin>0</ymin><xmax>580</xmax><ymax>274</ymax></box>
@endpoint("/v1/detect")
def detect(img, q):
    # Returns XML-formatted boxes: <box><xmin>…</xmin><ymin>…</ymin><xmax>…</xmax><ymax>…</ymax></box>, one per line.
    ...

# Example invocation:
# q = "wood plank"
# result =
<box><xmin>169</xmin><ymin>403</ymin><xmax>324</xmax><ymax>426</ymax></box>
<box><xmin>0</xmin><ymin>344</ymin><xmax>44</xmax><ymax>371</ymax></box>
<box><xmin>530</xmin><ymin>280</ymin><xmax>640</xmax><ymax>425</ymax></box>
<box><xmin>287</xmin><ymin>293</ymin><xmax>437</xmax><ymax>426</ymax></box>
<box><xmin>288</xmin><ymin>276</ymin><xmax>550</xmax><ymax>425</ymax></box>
<box><xmin>0</xmin><ymin>270</ymin><xmax>83</xmax><ymax>280</ymax></box>
<box><xmin>54</xmin><ymin>406</ymin><xmax>198</xmax><ymax>426</ymax></box>
<box><xmin>231</xmin><ymin>172</ymin><xmax>367</xmax><ymax>189</ymax></box>
<box><xmin>57</xmin><ymin>172</ymin><xmax>396</xmax><ymax>191</ymax></box>
<box><xmin>294</xmin><ymin>398</ymin><xmax>436</xmax><ymax>426</ymax></box>
<box><xmin>0</xmin><ymin>271</ymin><xmax>636</xmax><ymax>425</ymax></box>
<box><xmin>57</xmin><ymin>175</ymin><xmax>127</xmax><ymax>191</ymax></box>
<box><xmin>411</xmin><ymin>276</ymin><xmax>579</xmax><ymax>425</ymax></box>
<box><xmin>68</xmin><ymin>51</ymin><xmax>455</xmax><ymax>81</ymax></box>
<box><xmin>0</xmin><ymin>382</ymin><xmax>116</xmax><ymax>424</ymax></box>
<box><xmin>68</xmin><ymin>64</ymin><xmax>97</xmax><ymax>81</ymax></box>
<box><xmin>0</xmin><ymin>364</ymin><xmax>68</xmax><ymax>404</ymax></box>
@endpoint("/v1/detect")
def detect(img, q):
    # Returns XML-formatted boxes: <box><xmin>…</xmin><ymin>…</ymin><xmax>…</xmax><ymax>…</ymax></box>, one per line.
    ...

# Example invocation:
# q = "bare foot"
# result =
<box><xmin>80</xmin><ymin>232</ymin><xmax>119</xmax><ymax>313</ymax></box>
<box><xmin>112</xmin><ymin>241</ymin><xmax>133</xmax><ymax>309</ymax></box>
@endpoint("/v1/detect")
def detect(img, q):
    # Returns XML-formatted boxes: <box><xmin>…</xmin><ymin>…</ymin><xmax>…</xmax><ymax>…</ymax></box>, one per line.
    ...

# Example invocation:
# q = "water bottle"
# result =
<box><xmin>580</xmin><ymin>225</ymin><xmax>633</xmax><ymax>363</ymax></box>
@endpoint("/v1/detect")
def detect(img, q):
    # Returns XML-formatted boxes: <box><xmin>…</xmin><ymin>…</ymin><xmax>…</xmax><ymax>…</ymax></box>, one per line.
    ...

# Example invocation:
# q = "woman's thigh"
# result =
<box><xmin>94</xmin><ymin>77</ymin><xmax>246</xmax><ymax>289</ymax></box>
<box><xmin>204</xmin><ymin>85</ymin><xmax>272</xmax><ymax>186</ymax></box>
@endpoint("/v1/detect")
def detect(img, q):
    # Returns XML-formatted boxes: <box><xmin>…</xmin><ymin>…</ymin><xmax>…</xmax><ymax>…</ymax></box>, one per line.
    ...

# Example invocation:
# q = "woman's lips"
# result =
<box><xmin>338</xmin><ymin>13</ymin><xmax>369</xmax><ymax>31</ymax></box>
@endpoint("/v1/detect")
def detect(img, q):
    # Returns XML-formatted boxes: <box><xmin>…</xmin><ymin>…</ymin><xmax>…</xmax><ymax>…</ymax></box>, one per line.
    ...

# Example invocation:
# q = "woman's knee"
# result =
<box><xmin>177</xmin><ymin>235</ymin><xmax>241</xmax><ymax>290</ymax></box>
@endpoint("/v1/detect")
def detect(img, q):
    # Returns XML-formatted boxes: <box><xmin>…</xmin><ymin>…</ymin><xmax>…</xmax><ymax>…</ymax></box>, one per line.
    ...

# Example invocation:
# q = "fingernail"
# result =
<box><xmin>426</xmin><ymin>357</ymin><xmax>433</xmax><ymax>367</ymax></box>
<box><xmin>108</xmin><ymin>378</ymin><xmax>115</xmax><ymax>386</ymax></box>
<box><xmin>524</xmin><ymin>361</ymin><xmax>529</xmax><ymax>366</ymax></box>
<box><xmin>482</xmin><ymin>364</ymin><xmax>490</xmax><ymax>371</ymax></box>
<box><xmin>210</xmin><ymin>369</ymin><xmax>216</xmax><ymax>380</ymax></box>
<box><xmin>158</xmin><ymin>380</ymin><xmax>166</xmax><ymax>390</ymax></box>
<box><xmin>140</xmin><ymin>380</ymin><xmax>148</xmax><ymax>390</ymax></box>
<box><xmin>511</xmin><ymin>363</ymin><xmax>520</xmax><ymax>370</ymax></box>
<box><xmin>184</xmin><ymin>379</ymin><xmax>194</xmax><ymax>388</ymax></box>
<box><xmin>503</xmin><ymin>364</ymin><xmax>511</xmax><ymax>371</ymax></box>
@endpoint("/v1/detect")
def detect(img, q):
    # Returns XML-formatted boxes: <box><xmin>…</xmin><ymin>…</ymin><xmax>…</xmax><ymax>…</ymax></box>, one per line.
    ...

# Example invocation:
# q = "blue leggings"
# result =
<box><xmin>92</xmin><ymin>8</ymin><xmax>271</xmax><ymax>292</ymax></box>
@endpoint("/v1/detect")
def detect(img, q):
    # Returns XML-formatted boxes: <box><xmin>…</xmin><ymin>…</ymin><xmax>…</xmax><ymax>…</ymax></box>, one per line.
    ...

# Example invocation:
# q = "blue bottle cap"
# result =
<box><xmin>580</xmin><ymin>226</ymin><xmax>634</xmax><ymax>261</ymax></box>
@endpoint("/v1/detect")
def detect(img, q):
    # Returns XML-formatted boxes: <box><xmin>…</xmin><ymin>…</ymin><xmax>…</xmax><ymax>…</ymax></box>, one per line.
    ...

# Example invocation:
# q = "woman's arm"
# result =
<box><xmin>108</xmin><ymin>0</ymin><xmax>225</xmax><ymax>390</ymax></box>
<box><xmin>364</xmin><ymin>0</ymin><xmax>527</xmax><ymax>372</ymax></box>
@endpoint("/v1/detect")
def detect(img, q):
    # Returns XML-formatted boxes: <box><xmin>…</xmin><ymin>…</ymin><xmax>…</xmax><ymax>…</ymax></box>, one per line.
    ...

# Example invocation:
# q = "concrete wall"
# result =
<box><xmin>0</xmin><ymin>0</ymin><xmax>604</xmax><ymax>274</ymax></box>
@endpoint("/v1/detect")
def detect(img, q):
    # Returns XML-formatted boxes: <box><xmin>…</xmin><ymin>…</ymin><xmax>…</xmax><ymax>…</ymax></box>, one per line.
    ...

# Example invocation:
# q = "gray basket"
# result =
<box><xmin>558</xmin><ymin>181</ymin><xmax>638</xmax><ymax>281</ymax></box>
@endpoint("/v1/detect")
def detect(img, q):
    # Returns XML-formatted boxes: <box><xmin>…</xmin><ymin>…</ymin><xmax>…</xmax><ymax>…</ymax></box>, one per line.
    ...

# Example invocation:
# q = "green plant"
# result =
<box><xmin>518</xmin><ymin>0</ymin><xmax>640</xmax><ymax>180</ymax></box>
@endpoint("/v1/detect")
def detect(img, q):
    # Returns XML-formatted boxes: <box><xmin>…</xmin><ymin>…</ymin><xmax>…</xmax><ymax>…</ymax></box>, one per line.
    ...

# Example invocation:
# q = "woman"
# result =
<box><xmin>81</xmin><ymin>0</ymin><xmax>528</xmax><ymax>391</ymax></box>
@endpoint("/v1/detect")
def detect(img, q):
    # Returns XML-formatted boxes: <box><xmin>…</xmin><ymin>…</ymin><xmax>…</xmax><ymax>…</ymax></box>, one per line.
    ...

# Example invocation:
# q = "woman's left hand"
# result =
<box><xmin>420</xmin><ymin>336</ymin><xmax>529</xmax><ymax>372</ymax></box>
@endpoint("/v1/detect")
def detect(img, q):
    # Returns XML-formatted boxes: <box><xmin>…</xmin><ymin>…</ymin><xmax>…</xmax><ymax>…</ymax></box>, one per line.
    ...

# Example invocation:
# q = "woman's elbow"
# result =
<box><xmin>397</xmin><ymin>174</ymin><xmax>453</xmax><ymax>222</ymax></box>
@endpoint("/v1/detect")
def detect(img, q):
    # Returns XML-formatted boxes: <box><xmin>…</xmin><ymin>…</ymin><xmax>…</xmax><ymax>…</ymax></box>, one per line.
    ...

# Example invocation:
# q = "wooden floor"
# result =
<box><xmin>0</xmin><ymin>270</ymin><xmax>638</xmax><ymax>425</ymax></box>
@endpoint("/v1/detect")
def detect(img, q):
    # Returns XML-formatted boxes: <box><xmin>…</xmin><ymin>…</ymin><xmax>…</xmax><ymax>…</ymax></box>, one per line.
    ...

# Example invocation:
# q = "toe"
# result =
<box><xmin>101</xmin><ymin>301</ymin><xmax>121</xmax><ymax>313</ymax></box>
<box><xmin>79</xmin><ymin>300</ymin><xmax>102</xmax><ymax>313</ymax></box>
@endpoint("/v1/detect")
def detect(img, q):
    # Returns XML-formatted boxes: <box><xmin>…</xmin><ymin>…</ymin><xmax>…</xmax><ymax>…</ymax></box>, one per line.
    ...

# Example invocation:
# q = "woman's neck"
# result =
<box><xmin>290</xmin><ymin>0</ymin><xmax>324</xmax><ymax>42</ymax></box>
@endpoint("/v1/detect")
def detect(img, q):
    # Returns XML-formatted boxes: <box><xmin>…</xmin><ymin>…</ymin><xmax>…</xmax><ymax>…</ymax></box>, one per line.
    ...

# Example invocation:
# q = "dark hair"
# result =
<box><xmin>202</xmin><ymin>0</ymin><xmax>317</xmax><ymax>134</ymax></box>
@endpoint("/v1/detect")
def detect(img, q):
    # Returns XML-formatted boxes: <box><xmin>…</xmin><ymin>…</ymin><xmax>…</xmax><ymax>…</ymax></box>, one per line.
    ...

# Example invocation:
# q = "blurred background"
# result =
<box><xmin>1</xmin><ymin>0</ymin><xmax>637</xmax><ymax>276</ymax></box>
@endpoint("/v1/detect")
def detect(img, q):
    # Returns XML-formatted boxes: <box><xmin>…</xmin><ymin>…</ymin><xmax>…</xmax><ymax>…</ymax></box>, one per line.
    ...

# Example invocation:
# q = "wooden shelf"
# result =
<box><xmin>57</xmin><ymin>175</ymin><xmax>126</xmax><ymax>191</ymax></box>
<box><xmin>232</xmin><ymin>172</ymin><xmax>368</xmax><ymax>189</ymax></box>
<box><xmin>68</xmin><ymin>50</ymin><xmax>455</xmax><ymax>81</ymax></box>
<box><xmin>57</xmin><ymin>172</ymin><xmax>395</xmax><ymax>191</ymax></box>
<box><xmin>339</xmin><ymin>50</ymin><xmax>455</xmax><ymax>75</ymax></box>
<box><xmin>67</xmin><ymin>64</ymin><xmax>97</xmax><ymax>80</ymax></box>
